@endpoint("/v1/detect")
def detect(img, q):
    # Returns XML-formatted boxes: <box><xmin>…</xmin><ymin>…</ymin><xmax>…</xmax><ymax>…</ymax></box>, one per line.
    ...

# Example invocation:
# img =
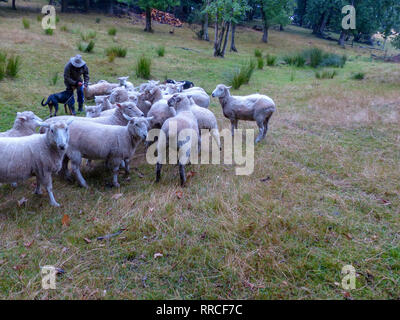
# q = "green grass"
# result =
<box><xmin>44</xmin><ymin>28</ymin><xmax>53</xmax><ymax>36</ymax></box>
<box><xmin>257</xmin><ymin>56</ymin><xmax>264</xmax><ymax>69</ymax></box>
<box><xmin>22</xmin><ymin>18</ymin><xmax>30</xmax><ymax>29</ymax></box>
<box><xmin>266</xmin><ymin>54</ymin><xmax>277</xmax><ymax>66</ymax></box>
<box><xmin>105</xmin><ymin>46</ymin><xmax>127</xmax><ymax>58</ymax></box>
<box><xmin>283</xmin><ymin>52</ymin><xmax>306</xmax><ymax>67</ymax></box>
<box><xmin>5</xmin><ymin>55</ymin><xmax>21</xmax><ymax>78</ymax></box>
<box><xmin>351</xmin><ymin>72</ymin><xmax>365</xmax><ymax>80</ymax></box>
<box><xmin>315</xmin><ymin>69</ymin><xmax>338</xmax><ymax>79</ymax></box>
<box><xmin>226</xmin><ymin>59</ymin><xmax>256</xmax><ymax>89</ymax></box>
<box><xmin>0</xmin><ymin>2</ymin><xmax>399</xmax><ymax>300</ymax></box>
<box><xmin>108</xmin><ymin>27</ymin><xmax>117</xmax><ymax>36</ymax></box>
<box><xmin>254</xmin><ymin>48</ymin><xmax>262</xmax><ymax>58</ymax></box>
<box><xmin>135</xmin><ymin>55</ymin><xmax>152</xmax><ymax>79</ymax></box>
<box><xmin>78</xmin><ymin>40</ymin><xmax>95</xmax><ymax>53</ymax></box>
<box><xmin>49</xmin><ymin>71</ymin><xmax>58</xmax><ymax>86</ymax></box>
<box><xmin>156</xmin><ymin>45</ymin><xmax>165</xmax><ymax>57</ymax></box>
<box><xmin>80</xmin><ymin>30</ymin><xmax>96</xmax><ymax>41</ymax></box>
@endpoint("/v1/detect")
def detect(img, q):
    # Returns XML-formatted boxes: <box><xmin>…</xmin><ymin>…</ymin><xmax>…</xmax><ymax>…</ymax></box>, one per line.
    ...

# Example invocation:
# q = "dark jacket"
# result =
<box><xmin>64</xmin><ymin>62</ymin><xmax>89</xmax><ymax>90</ymax></box>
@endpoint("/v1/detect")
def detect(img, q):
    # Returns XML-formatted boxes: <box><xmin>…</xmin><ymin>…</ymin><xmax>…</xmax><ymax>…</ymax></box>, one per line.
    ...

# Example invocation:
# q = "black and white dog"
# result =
<box><xmin>41</xmin><ymin>90</ymin><xmax>74</xmax><ymax>117</ymax></box>
<box><xmin>166</xmin><ymin>79</ymin><xmax>194</xmax><ymax>90</ymax></box>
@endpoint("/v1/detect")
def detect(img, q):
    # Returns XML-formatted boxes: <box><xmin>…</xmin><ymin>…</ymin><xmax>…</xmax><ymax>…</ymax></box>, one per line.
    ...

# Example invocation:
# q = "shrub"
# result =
<box><xmin>50</xmin><ymin>72</ymin><xmax>58</xmax><ymax>86</ymax></box>
<box><xmin>226</xmin><ymin>60</ymin><xmax>256</xmax><ymax>89</ymax></box>
<box><xmin>320</xmin><ymin>54</ymin><xmax>346</xmax><ymax>68</ymax></box>
<box><xmin>351</xmin><ymin>72</ymin><xmax>365</xmax><ymax>80</ymax></box>
<box><xmin>254</xmin><ymin>49</ymin><xmax>262</xmax><ymax>58</ymax></box>
<box><xmin>60</xmin><ymin>25</ymin><xmax>68</xmax><ymax>32</ymax></box>
<box><xmin>266</xmin><ymin>54</ymin><xmax>277</xmax><ymax>66</ymax></box>
<box><xmin>135</xmin><ymin>55</ymin><xmax>151</xmax><ymax>79</ymax></box>
<box><xmin>56</xmin><ymin>16</ymin><xmax>60</xmax><ymax>24</ymax></box>
<box><xmin>6</xmin><ymin>55</ymin><xmax>21</xmax><ymax>78</ymax></box>
<box><xmin>156</xmin><ymin>45</ymin><xmax>165</xmax><ymax>57</ymax></box>
<box><xmin>44</xmin><ymin>28</ymin><xmax>53</xmax><ymax>36</ymax></box>
<box><xmin>107</xmin><ymin>52</ymin><xmax>116</xmax><ymax>63</ymax></box>
<box><xmin>290</xmin><ymin>68</ymin><xmax>296</xmax><ymax>81</ymax></box>
<box><xmin>81</xmin><ymin>31</ymin><xmax>96</xmax><ymax>41</ymax></box>
<box><xmin>257</xmin><ymin>56</ymin><xmax>264</xmax><ymax>69</ymax></box>
<box><xmin>96</xmin><ymin>18</ymin><xmax>101</xmax><ymax>24</ymax></box>
<box><xmin>78</xmin><ymin>40</ymin><xmax>95</xmax><ymax>53</ymax></box>
<box><xmin>22</xmin><ymin>18</ymin><xmax>30</xmax><ymax>29</ymax></box>
<box><xmin>0</xmin><ymin>52</ymin><xmax>5</xmax><ymax>81</ymax></box>
<box><xmin>303</xmin><ymin>47</ymin><xmax>324</xmax><ymax>68</ymax></box>
<box><xmin>283</xmin><ymin>53</ymin><xmax>305</xmax><ymax>67</ymax></box>
<box><xmin>315</xmin><ymin>69</ymin><xmax>337</xmax><ymax>79</ymax></box>
<box><xmin>108</xmin><ymin>27</ymin><xmax>117</xmax><ymax>36</ymax></box>
<box><xmin>37</xmin><ymin>15</ymin><xmax>42</xmax><ymax>22</ymax></box>
<box><xmin>105</xmin><ymin>46</ymin><xmax>127</xmax><ymax>58</ymax></box>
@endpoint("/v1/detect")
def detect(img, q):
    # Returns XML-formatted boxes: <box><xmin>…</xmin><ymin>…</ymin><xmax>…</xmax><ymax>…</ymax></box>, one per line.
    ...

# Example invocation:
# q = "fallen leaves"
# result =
<box><xmin>176</xmin><ymin>190</ymin><xmax>183</xmax><ymax>199</ymax></box>
<box><xmin>186</xmin><ymin>171</ymin><xmax>196</xmax><ymax>179</ymax></box>
<box><xmin>17</xmin><ymin>197</ymin><xmax>28</xmax><ymax>207</ymax></box>
<box><xmin>61</xmin><ymin>214</ymin><xmax>70</xmax><ymax>227</ymax></box>
<box><xmin>24</xmin><ymin>240</ymin><xmax>34</xmax><ymax>248</ymax></box>
<box><xmin>111</xmin><ymin>193</ymin><xmax>123</xmax><ymax>200</ymax></box>
<box><xmin>344</xmin><ymin>233</ymin><xmax>353</xmax><ymax>240</ymax></box>
<box><xmin>83</xmin><ymin>238</ymin><xmax>92</xmax><ymax>244</ymax></box>
<box><xmin>377</xmin><ymin>198</ymin><xmax>391</xmax><ymax>206</ymax></box>
<box><xmin>154</xmin><ymin>253</ymin><xmax>163</xmax><ymax>259</ymax></box>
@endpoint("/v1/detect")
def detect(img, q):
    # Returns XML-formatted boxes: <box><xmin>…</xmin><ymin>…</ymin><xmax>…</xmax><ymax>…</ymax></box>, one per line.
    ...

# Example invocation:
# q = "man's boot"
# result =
<box><xmin>78</xmin><ymin>103</ymin><xmax>83</xmax><ymax>113</ymax></box>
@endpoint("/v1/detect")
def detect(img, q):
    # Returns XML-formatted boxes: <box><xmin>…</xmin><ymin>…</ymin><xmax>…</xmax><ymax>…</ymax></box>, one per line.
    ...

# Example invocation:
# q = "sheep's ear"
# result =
<box><xmin>145</xmin><ymin>116</ymin><xmax>154</xmax><ymax>122</ymax></box>
<box><xmin>18</xmin><ymin>113</ymin><xmax>28</xmax><ymax>121</ymax></box>
<box><xmin>187</xmin><ymin>95</ymin><xmax>192</xmax><ymax>99</ymax></box>
<box><xmin>122</xmin><ymin>113</ymin><xmax>133</xmax><ymax>121</ymax></box>
<box><xmin>66</xmin><ymin>119</ymin><xmax>74</xmax><ymax>126</ymax></box>
<box><xmin>116</xmin><ymin>103</ymin><xmax>122</xmax><ymax>108</ymax></box>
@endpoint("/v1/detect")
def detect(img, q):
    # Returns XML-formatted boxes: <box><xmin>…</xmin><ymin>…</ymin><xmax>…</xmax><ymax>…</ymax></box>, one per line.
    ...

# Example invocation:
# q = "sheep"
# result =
<box><xmin>44</xmin><ymin>102</ymin><xmax>144</xmax><ymax>127</ymax></box>
<box><xmin>0</xmin><ymin>111</ymin><xmax>43</xmax><ymax>137</ymax></box>
<box><xmin>212</xmin><ymin>84</ymin><xmax>276</xmax><ymax>144</ymax></box>
<box><xmin>0</xmin><ymin>120</ymin><xmax>72</xmax><ymax>207</ymax></box>
<box><xmin>158</xmin><ymin>83</ymin><xmax>210</xmax><ymax>108</ymax></box>
<box><xmin>136</xmin><ymin>92</ymin><xmax>152</xmax><ymax>116</ymax></box>
<box><xmin>84</xmin><ymin>80</ymin><xmax>119</xmax><ymax>100</ymax></box>
<box><xmin>109</xmin><ymin>86</ymin><xmax>129</xmax><ymax>104</ymax></box>
<box><xmin>65</xmin><ymin>116</ymin><xmax>153</xmax><ymax>188</ymax></box>
<box><xmin>94</xmin><ymin>95</ymin><xmax>112</xmax><ymax>111</ymax></box>
<box><xmin>156</xmin><ymin>94</ymin><xmax>199</xmax><ymax>186</ymax></box>
<box><xmin>118</xmin><ymin>76</ymin><xmax>134</xmax><ymax>91</ymax></box>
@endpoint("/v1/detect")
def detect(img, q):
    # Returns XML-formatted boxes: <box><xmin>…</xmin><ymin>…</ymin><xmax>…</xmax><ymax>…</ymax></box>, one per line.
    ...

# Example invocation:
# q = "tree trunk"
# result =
<box><xmin>261</xmin><ymin>4</ymin><xmax>268</xmax><ymax>43</ymax></box>
<box><xmin>338</xmin><ymin>30</ymin><xmax>347</xmax><ymax>47</ymax></box>
<box><xmin>280</xmin><ymin>24</ymin><xmax>284</xmax><ymax>31</ymax></box>
<box><xmin>108</xmin><ymin>0</ymin><xmax>113</xmax><ymax>15</ymax></box>
<box><xmin>230</xmin><ymin>23</ymin><xmax>237</xmax><ymax>52</ymax></box>
<box><xmin>12</xmin><ymin>0</ymin><xmax>16</xmax><ymax>10</ymax></box>
<box><xmin>61</xmin><ymin>0</ymin><xmax>66</xmax><ymax>13</ymax></box>
<box><xmin>144</xmin><ymin>6</ymin><xmax>152</xmax><ymax>32</ymax></box>
<box><xmin>84</xmin><ymin>0</ymin><xmax>90</xmax><ymax>12</ymax></box>
<box><xmin>262</xmin><ymin>27</ymin><xmax>269</xmax><ymax>43</ymax></box>
<box><xmin>214</xmin><ymin>21</ymin><xmax>226</xmax><ymax>57</ymax></box>
<box><xmin>221</xmin><ymin>22</ymin><xmax>230</xmax><ymax>57</ymax></box>
<box><xmin>202</xmin><ymin>13</ymin><xmax>209</xmax><ymax>41</ymax></box>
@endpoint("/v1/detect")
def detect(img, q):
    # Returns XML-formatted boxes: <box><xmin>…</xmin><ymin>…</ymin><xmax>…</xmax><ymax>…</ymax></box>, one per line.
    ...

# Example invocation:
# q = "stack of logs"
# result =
<box><xmin>142</xmin><ymin>9</ymin><xmax>183</xmax><ymax>27</ymax></box>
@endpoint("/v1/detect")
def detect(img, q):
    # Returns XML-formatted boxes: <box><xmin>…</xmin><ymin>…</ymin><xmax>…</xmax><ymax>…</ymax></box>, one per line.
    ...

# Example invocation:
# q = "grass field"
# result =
<box><xmin>0</xmin><ymin>1</ymin><xmax>399</xmax><ymax>299</ymax></box>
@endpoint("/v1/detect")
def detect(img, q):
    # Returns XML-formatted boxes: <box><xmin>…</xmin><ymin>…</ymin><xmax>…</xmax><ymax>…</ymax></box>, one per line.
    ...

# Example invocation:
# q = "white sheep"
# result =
<box><xmin>65</xmin><ymin>116</ymin><xmax>152</xmax><ymax>188</ymax></box>
<box><xmin>109</xmin><ymin>87</ymin><xmax>130</xmax><ymax>104</ymax></box>
<box><xmin>0</xmin><ymin>111</ymin><xmax>43</xmax><ymax>137</ymax></box>
<box><xmin>84</xmin><ymin>80</ymin><xmax>119</xmax><ymax>100</ymax></box>
<box><xmin>0</xmin><ymin>120</ymin><xmax>72</xmax><ymax>207</ymax></box>
<box><xmin>156</xmin><ymin>94</ymin><xmax>199</xmax><ymax>186</ymax></box>
<box><xmin>118</xmin><ymin>76</ymin><xmax>134</xmax><ymax>91</ymax></box>
<box><xmin>212</xmin><ymin>84</ymin><xmax>276</xmax><ymax>144</ymax></box>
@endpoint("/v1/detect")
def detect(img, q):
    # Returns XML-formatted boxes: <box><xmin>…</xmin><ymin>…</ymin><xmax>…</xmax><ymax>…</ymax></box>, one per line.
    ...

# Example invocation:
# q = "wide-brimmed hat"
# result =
<box><xmin>70</xmin><ymin>54</ymin><xmax>86</xmax><ymax>68</ymax></box>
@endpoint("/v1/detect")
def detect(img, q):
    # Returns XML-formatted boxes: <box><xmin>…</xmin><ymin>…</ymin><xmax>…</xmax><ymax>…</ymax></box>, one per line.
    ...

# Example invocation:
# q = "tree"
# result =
<box><xmin>206</xmin><ymin>0</ymin><xmax>250</xmax><ymax>57</ymax></box>
<box><xmin>12</xmin><ymin>0</ymin><xmax>16</xmax><ymax>10</ymax></box>
<box><xmin>258</xmin><ymin>0</ymin><xmax>292</xmax><ymax>43</ymax></box>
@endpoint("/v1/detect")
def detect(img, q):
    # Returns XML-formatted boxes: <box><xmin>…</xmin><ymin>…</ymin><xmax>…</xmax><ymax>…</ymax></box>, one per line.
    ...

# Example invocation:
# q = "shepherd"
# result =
<box><xmin>64</xmin><ymin>54</ymin><xmax>90</xmax><ymax>115</ymax></box>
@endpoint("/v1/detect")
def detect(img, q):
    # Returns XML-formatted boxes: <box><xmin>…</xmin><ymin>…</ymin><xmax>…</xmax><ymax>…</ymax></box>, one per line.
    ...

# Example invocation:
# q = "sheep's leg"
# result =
<box><xmin>210</xmin><ymin>128</ymin><xmax>221</xmax><ymax>151</ymax></box>
<box><xmin>71</xmin><ymin>155</ymin><xmax>88</xmax><ymax>188</ymax></box>
<box><xmin>156</xmin><ymin>163</ymin><xmax>162</xmax><ymax>182</ymax></box>
<box><xmin>230</xmin><ymin>119</ymin><xmax>238</xmax><ymax>136</ymax></box>
<box><xmin>59</xmin><ymin>156</ymin><xmax>72</xmax><ymax>182</ymax></box>
<box><xmin>178</xmin><ymin>162</ymin><xmax>186</xmax><ymax>187</ymax></box>
<box><xmin>255</xmin><ymin>119</ymin><xmax>265</xmax><ymax>144</ymax></box>
<box><xmin>111</xmin><ymin>159</ymin><xmax>122</xmax><ymax>188</ymax></box>
<box><xmin>124</xmin><ymin>159</ymin><xmax>130</xmax><ymax>177</ymax></box>
<box><xmin>262</xmin><ymin>113</ymin><xmax>273</xmax><ymax>139</ymax></box>
<box><xmin>34</xmin><ymin>176</ymin><xmax>43</xmax><ymax>195</ymax></box>
<box><xmin>42</xmin><ymin>174</ymin><xmax>60</xmax><ymax>207</ymax></box>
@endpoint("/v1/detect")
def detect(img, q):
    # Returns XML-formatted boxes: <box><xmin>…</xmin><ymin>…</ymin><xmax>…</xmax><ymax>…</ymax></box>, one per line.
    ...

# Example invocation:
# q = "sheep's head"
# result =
<box><xmin>94</xmin><ymin>95</ymin><xmax>108</xmax><ymax>106</ymax></box>
<box><xmin>167</xmin><ymin>93</ymin><xmax>189</xmax><ymax>110</ymax></box>
<box><xmin>116</xmin><ymin>102</ymin><xmax>144</xmax><ymax>119</ymax></box>
<box><xmin>109</xmin><ymin>87</ymin><xmax>129</xmax><ymax>104</ymax></box>
<box><xmin>212</xmin><ymin>84</ymin><xmax>231</xmax><ymax>98</ymax></box>
<box><xmin>85</xmin><ymin>105</ymin><xmax>102</xmax><ymax>118</ymax></box>
<box><xmin>123</xmin><ymin>114</ymin><xmax>154</xmax><ymax>140</ymax></box>
<box><xmin>118</xmin><ymin>76</ymin><xmax>129</xmax><ymax>86</ymax></box>
<box><xmin>40</xmin><ymin>120</ymin><xmax>73</xmax><ymax>151</ymax></box>
<box><xmin>16</xmin><ymin>111</ymin><xmax>43</xmax><ymax>131</ymax></box>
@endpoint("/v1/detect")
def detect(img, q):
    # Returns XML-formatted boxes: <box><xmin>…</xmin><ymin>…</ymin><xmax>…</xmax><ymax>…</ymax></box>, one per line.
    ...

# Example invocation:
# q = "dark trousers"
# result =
<box><xmin>67</xmin><ymin>86</ymin><xmax>84</xmax><ymax>112</ymax></box>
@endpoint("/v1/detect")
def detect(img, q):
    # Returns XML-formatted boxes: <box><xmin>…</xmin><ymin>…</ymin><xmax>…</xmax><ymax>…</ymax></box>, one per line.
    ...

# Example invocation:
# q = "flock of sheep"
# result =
<box><xmin>0</xmin><ymin>77</ymin><xmax>276</xmax><ymax>207</ymax></box>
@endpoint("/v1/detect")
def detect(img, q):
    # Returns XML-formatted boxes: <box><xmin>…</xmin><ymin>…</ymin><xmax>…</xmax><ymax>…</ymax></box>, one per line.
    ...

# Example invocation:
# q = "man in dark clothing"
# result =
<box><xmin>64</xmin><ymin>54</ymin><xmax>89</xmax><ymax>114</ymax></box>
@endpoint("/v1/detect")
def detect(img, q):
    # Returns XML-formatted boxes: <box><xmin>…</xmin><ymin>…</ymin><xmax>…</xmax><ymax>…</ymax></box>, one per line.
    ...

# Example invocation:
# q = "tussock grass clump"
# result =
<box><xmin>50</xmin><ymin>72</ymin><xmax>58</xmax><ymax>86</ymax></box>
<box><xmin>135</xmin><ymin>55</ymin><xmax>151</xmax><ymax>79</ymax></box>
<box><xmin>351</xmin><ymin>72</ymin><xmax>365</xmax><ymax>80</ymax></box>
<box><xmin>315</xmin><ymin>69</ymin><xmax>337</xmax><ymax>79</ymax></box>
<box><xmin>108</xmin><ymin>27</ymin><xmax>117</xmax><ymax>36</ymax></box>
<box><xmin>254</xmin><ymin>48</ymin><xmax>262</xmax><ymax>58</ymax></box>
<box><xmin>226</xmin><ymin>59</ymin><xmax>256</xmax><ymax>89</ymax></box>
<box><xmin>6</xmin><ymin>55</ymin><xmax>21</xmax><ymax>78</ymax></box>
<box><xmin>320</xmin><ymin>54</ymin><xmax>346</xmax><ymax>68</ymax></box>
<box><xmin>283</xmin><ymin>53</ymin><xmax>306</xmax><ymax>67</ymax></box>
<box><xmin>81</xmin><ymin>30</ymin><xmax>96</xmax><ymax>41</ymax></box>
<box><xmin>0</xmin><ymin>52</ymin><xmax>6</xmax><ymax>81</ymax></box>
<box><xmin>105</xmin><ymin>46</ymin><xmax>127</xmax><ymax>58</ymax></box>
<box><xmin>60</xmin><ymin>25</ymin><xmax>68</xmax><ymax>32</ymax></box>
<box><xmin>44</xmin><ymin>28</ymin><xmax>54</xmax><ymax>36</ymax></box>
<box><xmin>290</xmin><ymin>68</ymin><xmax>296</xmax><ymax>81</ymax></box>
<box><xmin>266</xmin><ymin>54</ymin><xmax>277</xmax><ymax>66</ymax></box>
<box><xmin>22</xmin><ymin>18</ymin><xmax>30</xmax><ymax>29</ymax></box>
<box><xmin>78</xmin><ymin>40</ymin><xmax>95</xmax><ymax>53</ymax></box>
<box><xmin>257</xmin><ymin>56</ymin><xmax>264</xmax><ymax>69</ymax></box>
<box><xmin>303</xmin><ymin>47</ymin><xmax>324</xmax><ymax>68</ymax></box>
<box><xmin>36</xmin><ymin>15</ymin><xmax>42</xmax><ymax>22</ymax></box>
<box><xmin>156</xmin><ymin>45</ymin><xmax>165</xmax><ymax>57</ymax></box>
<box><xmin>96</xmin><ymin>18</ymin><xmax>101</xmax><ymax>24</ymax></box>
